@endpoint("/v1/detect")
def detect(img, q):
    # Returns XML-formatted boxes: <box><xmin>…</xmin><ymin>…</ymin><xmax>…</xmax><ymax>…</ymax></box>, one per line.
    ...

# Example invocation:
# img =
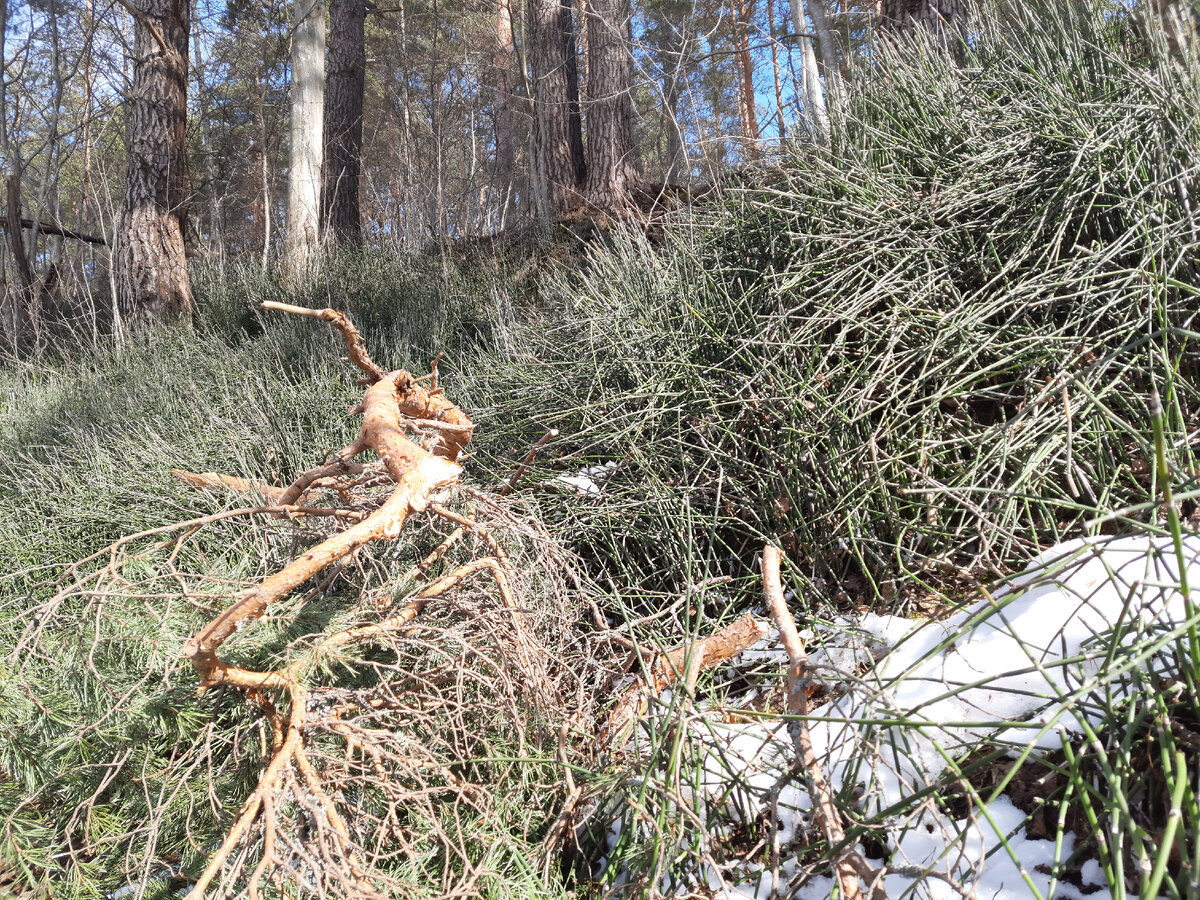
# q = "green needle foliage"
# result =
<box><xmin>461</xmin><ymin>0</ymin><xmax>1200</xmax><ymax>619</ymax></box>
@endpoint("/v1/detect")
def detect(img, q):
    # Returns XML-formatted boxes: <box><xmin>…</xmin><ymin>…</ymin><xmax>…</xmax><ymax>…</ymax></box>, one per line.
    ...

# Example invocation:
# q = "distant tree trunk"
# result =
<box><xmin>322</xmin><ymin>0</ymin><xmax>365</xmax><ymax>246</ymax></box>
<box><xmin>113</xmin><ymin>0</ymin><xmax>194</xmax><ymax>331</ymax></box>
<box><xmin>663</xmin><ymin>50</ymin><xmax>684</xmax><ymax>182</ymax></box>
<box><xmin>733</xmin><ymin>0</ymin><xmax>760</xmax><ymax>156</ymax></box>
<box><xmin>766</xmin><ymin>0</ymin><xmax>787</xmax><ymax>141</ymax></box>
<box><xmin>6</xmin><ymin>175</ymin><xmax>33</xmax><ymax>300</ymax></box>
<box><xmin>529</xmin><ymin>0</ymin><xmax>585</xmax><ymax>216</ymax></box>
<box><xmin>287</xmin><ymin>0</ymin><xmax>325</xmax><ymax>275</ymax></box>
<box><xmin>800</xmin><ymin>0</ymin><xmax>843</xmax><ymax>115</ymax></box>
<box><xmin>584</xmin><ymin>0</ymin><xmax>639</xmax><ymax>210</ymax></box>
<box><xmin>878</xmin><ymin>0</ymin><xmax>968</xmax><ymax>50</ymax></box>
<box><xmin>191</xmin><ymin>10</ymin><xmax>223</xmax><ymax>263</ymax></box>
<box><xmin>790</xmin><ymin>0</ymin><xmax>830</xmax><ymax>141</ymax></box>
<box><xmin>1145</xmin><ymin>0</ymin><xmax>1199</xmax><ymax>56</ymax></box>
<box><xmin>493</xmin><ymin>0</ymin><xmax>517</xmax><ymax>221</ymax></box>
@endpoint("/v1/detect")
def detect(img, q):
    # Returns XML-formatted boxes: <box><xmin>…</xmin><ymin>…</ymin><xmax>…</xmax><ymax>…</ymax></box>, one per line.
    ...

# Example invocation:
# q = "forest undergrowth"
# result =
<box><xmin>2</xmin><ymin>0</ymin><xmax>1200</xmax><ymax>896</ymax></box>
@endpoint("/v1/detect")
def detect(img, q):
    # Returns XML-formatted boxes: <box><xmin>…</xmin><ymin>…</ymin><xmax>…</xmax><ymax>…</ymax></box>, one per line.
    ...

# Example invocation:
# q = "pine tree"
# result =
<box><xmin>322</xmin><ymin>0</ymin><xmax>366</xmax><ymax>245</ymax></box>
<box><xmin>113</xmin><ymin>0</ymin><xmax>194</xmax><ymax>329</ymax></box>
<box><xmin>584</xmin><ymin>0</ymin><xmax>639</xmax><ymax>209</ymax></box>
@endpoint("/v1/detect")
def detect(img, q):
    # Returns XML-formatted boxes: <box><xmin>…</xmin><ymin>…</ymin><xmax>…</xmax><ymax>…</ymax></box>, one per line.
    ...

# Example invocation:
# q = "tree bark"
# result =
<box><xmin>561</xmin><ymin>0</ymin><xmax>586</xmax><ymax>187</ymax></box>
<box><xmin>322</xmin><ymin>0</ymin><xmax>366</xmax><ymax>246</ymax></box>
<box><xmin>583</xmin><ymin>0</ymin><xmax>639</xmax><ymax>210</ymax></box>
<box><xmin>493</xmin><ymin>0</ymin><xmax>517</xmax><ymax>220</ymax></box>
<box><xmin>528</xmin><ymin>0</ymin><xmax>585</xmax><ymax>216</ymax></box>
<box><xmin>790</xmin><ymin>0</ymin><xmax>830</xmax><ymax>141</ymax></box>
<box><xmin>287</xmin><ymin>0</ymin><xmax>326</xmax><ymax>275</ymax></box>
<box><xmin>733</xmin><ymin>0</ymin><xmax>760</xmax><ymax>157</ymax></box>
<box><xmin>878</xmin><ymin>0</ymin><xmax>969</xmax><ymax>51</ymax></box>
<box><xmin>113</xmin><ymin>0</ymin><xmax>194</xmax><ymax>331</ymax></box>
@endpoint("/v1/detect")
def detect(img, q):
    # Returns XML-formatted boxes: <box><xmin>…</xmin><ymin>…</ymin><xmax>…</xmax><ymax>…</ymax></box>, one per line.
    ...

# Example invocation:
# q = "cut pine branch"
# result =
<box><xmin>599</xmin><ymin>614</ymin><xmax>768</xmax><ymax>747</ymax></box>
<box><xmin>179</xmin><ymin>303</ymin><xmax>482</xmax><ymax>896</ymax></box>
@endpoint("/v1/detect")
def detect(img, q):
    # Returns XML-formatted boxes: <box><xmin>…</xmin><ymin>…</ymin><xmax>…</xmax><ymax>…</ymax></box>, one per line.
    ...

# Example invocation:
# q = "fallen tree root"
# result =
<box><xmin>170</xmin><ymin>304</ymin><xmax>484</xmax><ymax>896</ymax></box>
<box><xmin>10</xmin><ymin>305</ymin><xmax>601</xmax><ymax>900</ymax></box>
<box><xmin>93</xmin><ymin>304</ymin><xmax>577</xmax><ymax>899</ymax></box>
<box><xmin>181</xmin><ymin>306</ymin><xmax>471</xmax><ymax>691</ymax></box>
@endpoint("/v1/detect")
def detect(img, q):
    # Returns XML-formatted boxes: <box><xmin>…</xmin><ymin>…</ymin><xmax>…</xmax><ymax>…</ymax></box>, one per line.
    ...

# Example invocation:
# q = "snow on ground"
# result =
<box><xmin>611</xmin><ymin>533</ymin><xmax>1200</xmax><ymax>898</ymax></box>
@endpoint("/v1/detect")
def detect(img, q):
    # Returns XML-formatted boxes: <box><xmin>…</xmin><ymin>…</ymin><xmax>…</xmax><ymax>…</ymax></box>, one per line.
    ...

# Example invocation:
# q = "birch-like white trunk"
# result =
<box><xmin>287</xmin><ymin>0</ymin><xmax>326</xmax><ymax>276</ymax></box>
<box><xmin>790</xmin><ymin>0</ymin><xmax>831</xmax><ymax>143</ymax></box>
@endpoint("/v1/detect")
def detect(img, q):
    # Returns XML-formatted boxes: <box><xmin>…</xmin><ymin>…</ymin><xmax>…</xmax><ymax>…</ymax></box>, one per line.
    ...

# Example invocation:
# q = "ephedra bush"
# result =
<box><xmin>464</xmin><ymin>0</ymin><xmax>1200</xmax><ymax>615</ymax></box>
<box><xmin>446</xmin><ymin>0</ymin><xmax>1200</xmax><ymax>894</ymax></box>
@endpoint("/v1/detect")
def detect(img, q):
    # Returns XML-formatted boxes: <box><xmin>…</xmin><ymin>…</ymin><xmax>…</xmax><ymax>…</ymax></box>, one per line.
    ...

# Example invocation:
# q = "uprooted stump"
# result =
<box><xmin>8</xmin><ymin>304</ymin><xmax>596</xmax><ymax>899</ymax></box>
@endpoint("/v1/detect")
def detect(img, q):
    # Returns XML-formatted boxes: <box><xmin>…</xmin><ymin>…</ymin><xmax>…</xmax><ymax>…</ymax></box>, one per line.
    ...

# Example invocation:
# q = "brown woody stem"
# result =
<box><xmin>762</xmin><ymin>544</ymin><xmax>867</xmax><ymax>900</ymax></box>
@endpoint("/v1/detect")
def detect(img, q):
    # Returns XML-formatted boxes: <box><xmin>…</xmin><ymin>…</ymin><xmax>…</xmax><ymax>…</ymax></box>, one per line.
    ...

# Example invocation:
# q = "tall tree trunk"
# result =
<box><xmin>322</xmin><ymin>0</ymin><xmax>365</xmax><ymax>246</ymax></box>
<box><xmin>493</xmin><ymin>0</ymin><xmax>517</xmax><ymax>221</ymax></box>
<box><xmin>287</xmin><ymin>0</ymin><xmax>326</xmax><ymax>275</ymax></box>
<box><xmin>584</xmin><ymin>0</ymin><xmax>638</xmax><ymax>210</ymax></box>
<box><xmin>529</xmin><ymin>0</ymin><xmax>584</xmax><ymax>216</ymax></box>
<box><xmin>799</xmin><ymin>0</ymin><xmax>843</xmax><ymax>116</ymax></box>
<box><xmin>767</xmin><ymin>0</ymin><xmax>786</xmax><ymax>141</ymax></box>
<box><xmin>192</xmin><ymin>9</ymin><xmax>223</xmax><ymax>263</ymax></box>
<box><xmin>790</xmin><ymin>0</ymin><xmax>830</xmax><ymax>141</ymax></box>
<box><xmin>113</xmin><ymin>0</ymin><xmax>194</xmax><ymax>331</ymax></box>
<box><xmin>878</xmin><ymin>0</ymin><xmax>968</xmax><ymax>49</ymax></box>
<box><xmin>733</xmin><ymin>0</ymin><xmax>760</xmax><ymax>156</ymax></box>
<box><xmin>561</xmin><ymin>0</ymin><xmax>586</xmax><ymax>187</ymax></box>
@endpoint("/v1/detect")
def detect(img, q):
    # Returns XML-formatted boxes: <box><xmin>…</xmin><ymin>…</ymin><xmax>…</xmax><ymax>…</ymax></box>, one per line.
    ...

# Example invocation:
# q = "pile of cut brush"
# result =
<box><xmin>0</xmin><ymin>304</ymin><xmax>615</xmax><ymax>898</ymax></box>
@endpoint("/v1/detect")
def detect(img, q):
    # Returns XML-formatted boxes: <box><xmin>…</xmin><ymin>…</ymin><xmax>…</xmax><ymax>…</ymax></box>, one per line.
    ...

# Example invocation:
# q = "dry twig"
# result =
<box><xmin>762</xmin><ymin>544</ymin><xmax>885</xmax><ymax>900</ymax></box>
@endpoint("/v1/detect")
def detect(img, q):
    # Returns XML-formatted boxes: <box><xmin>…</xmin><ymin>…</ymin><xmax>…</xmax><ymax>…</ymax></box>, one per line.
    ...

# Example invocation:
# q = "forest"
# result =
<box><xmin>1</xmin><ymin>0</ymin><xmax>1200</xmax><ymax>896</ymax></box>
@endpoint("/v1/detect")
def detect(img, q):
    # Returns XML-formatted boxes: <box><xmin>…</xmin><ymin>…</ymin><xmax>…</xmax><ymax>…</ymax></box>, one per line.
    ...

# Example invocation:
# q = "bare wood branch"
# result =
<box><xmin>111</xmin><ymin>0</ymin><xmax>173</xmax><ymax>57</ymax></box>
<box><xmin>500</xmin><ymin>428</ymin><xmax>559</xmax><ymax>496</ymax></box>
<box><xmin>261</xmin><ymin>301</ymin><xmax>387</xmax><ymax>383</ymax></box>
<box><xmin>599</xmin><ymin>615</ymin><xmax>768</xmax><ymax>747</ymax></box>
<box><xmin>0</xmin><ymin>214</ymin><xmax>107</xmax><ymax>245</ymax></box>
<box><xmin>763</xmin><ymin>544</ymin><xmax>877</xmax><ymax>900</ymax></box>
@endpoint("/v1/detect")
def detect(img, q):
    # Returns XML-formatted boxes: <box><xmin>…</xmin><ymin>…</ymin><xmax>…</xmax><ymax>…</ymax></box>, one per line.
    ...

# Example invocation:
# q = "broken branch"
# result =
<box><xmin>762</xmin><ymin>544</ymin><xmax>871</xmax><ymax>900</ymax></box>
<box><xmin>260</xmin><ymin>301</ymin><xmax>387</xmax><ymax>384</ymax></box>
<box><xmin>599</xmin><ymin>614</ymin><xmax>768</xmax><ymax>748</ymax></box>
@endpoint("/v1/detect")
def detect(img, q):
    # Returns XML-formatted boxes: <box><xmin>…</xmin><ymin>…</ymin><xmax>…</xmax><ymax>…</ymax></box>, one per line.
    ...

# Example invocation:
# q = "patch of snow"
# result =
<box><xmin>605</xmin><ymin>534</ymin><xmax>1200</xmax><ymax>899</ymax></box>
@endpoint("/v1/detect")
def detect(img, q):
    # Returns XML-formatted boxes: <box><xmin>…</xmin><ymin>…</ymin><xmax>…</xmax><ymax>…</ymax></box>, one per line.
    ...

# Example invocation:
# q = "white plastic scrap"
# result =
<box><xmin>548</xmin><ymin>461</ymin><xmax>618</xmax><ymax>497</ymax></box>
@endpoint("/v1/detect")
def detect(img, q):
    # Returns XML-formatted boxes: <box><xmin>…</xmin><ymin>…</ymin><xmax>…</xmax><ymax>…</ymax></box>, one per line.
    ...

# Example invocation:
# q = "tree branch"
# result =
<box><xmin>110</xmin><ymin>0</ymin><xmax>174</xmax><ymax>58</ymax></box>
<box><xmin>0</xmin><ymin>214</ymin><xmax>108</xmax><ymax>245</ymax></box>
